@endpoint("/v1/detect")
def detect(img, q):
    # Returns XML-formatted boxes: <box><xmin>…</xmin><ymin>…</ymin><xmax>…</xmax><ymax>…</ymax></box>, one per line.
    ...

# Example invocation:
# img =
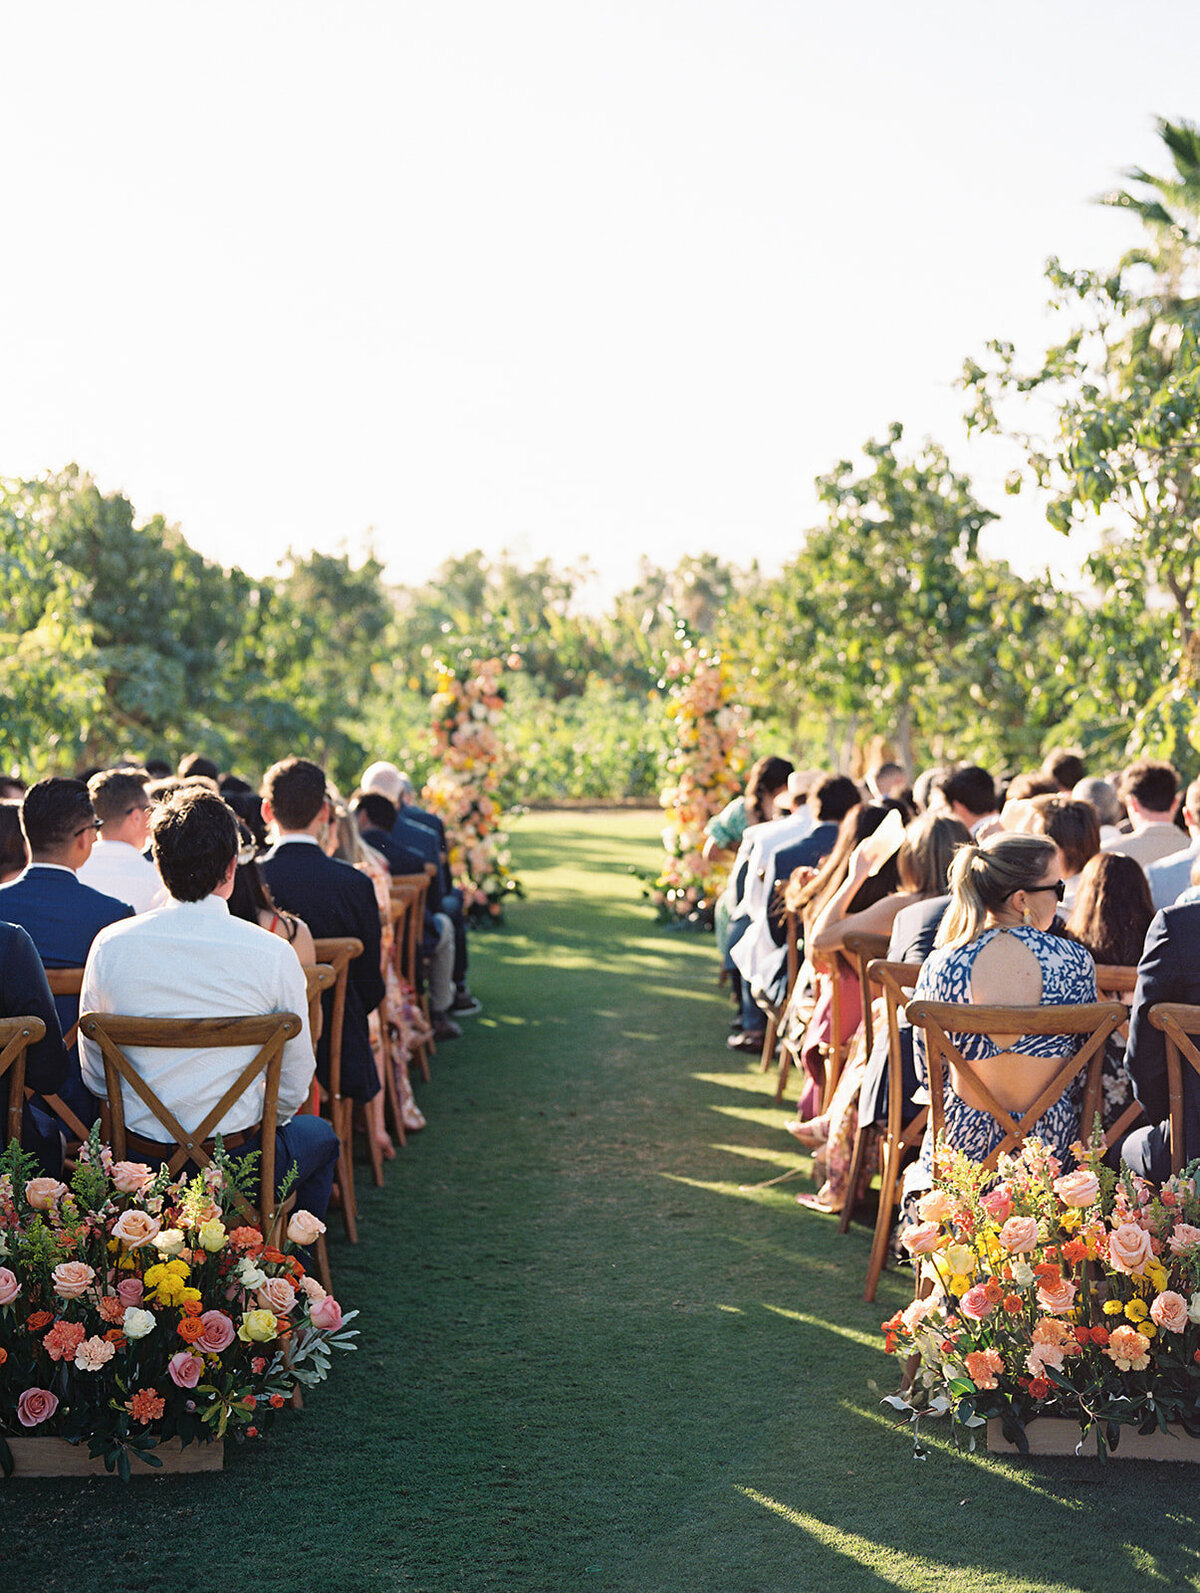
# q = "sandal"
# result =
<box><xmin>796</xmin><ymin>1192</ymin><xmax>842</xmax><ymax>1214</ymax></box>
<box><xmin>784</xmin><ymin>1118</ymin><xmax>829</xmax><ymax>1150</ymax></box>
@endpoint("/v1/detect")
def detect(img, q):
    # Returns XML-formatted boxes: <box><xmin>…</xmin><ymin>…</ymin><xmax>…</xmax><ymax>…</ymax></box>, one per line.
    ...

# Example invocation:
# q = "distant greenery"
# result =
<box><xmin>4</xmin><ymin>120</ymin><xmax>1199</xmax><ymax>794</ymax></box>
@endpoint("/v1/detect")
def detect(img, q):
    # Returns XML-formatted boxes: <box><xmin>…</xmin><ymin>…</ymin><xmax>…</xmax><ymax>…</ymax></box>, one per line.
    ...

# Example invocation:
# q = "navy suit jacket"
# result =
<box><xmin>392</xmin><ymin>810</ymin><xmax>449</xmax><ymax>897</ymax></box>
<box><xmin>0</xmin><ymin>921</ymin><xmax>70</xmax><ymax>1095</ymax></box>
<box><xmin>767</xmin><ymin>822</ymin><xmax>839</xmax><ymax>945</ymax></box>
<box><xmin>1126</xmin><ymin>903</ymin><xmax>1200</xmax><ymax>1155</ymax></box>
<box><xmin>260</xmin><ymin>842</ymin><xmax>385</xmax><ymax>1102</ymax></box>
<box><xmin>0</xmin><ymin>866</ymin><xmax>133</xmax><ymax>1039</ymax></box>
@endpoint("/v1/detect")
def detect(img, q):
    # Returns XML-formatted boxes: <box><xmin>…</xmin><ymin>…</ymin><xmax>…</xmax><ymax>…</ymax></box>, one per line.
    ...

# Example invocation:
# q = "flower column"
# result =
<box><xmin>422</xmin><ymin>654</ymin><xmax>523</xmax><ymax>922</ymax></box>
<box><xmin>653</xmin><ymin>645</ymin><xmax>748</xmax><ymax>924</ymax></box>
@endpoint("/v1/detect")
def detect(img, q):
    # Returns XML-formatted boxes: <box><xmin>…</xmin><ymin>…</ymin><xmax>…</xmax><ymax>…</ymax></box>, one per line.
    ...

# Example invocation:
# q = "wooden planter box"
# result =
<box><xmin>6</xmin><ymin>1436</ymin><xmax>223</xmax><ymax>1477</ymax></box>
<box><xmin>987</xmin><ymin>1417</ymin><xmax>1200</xmax><ymax>1462</ymax></box>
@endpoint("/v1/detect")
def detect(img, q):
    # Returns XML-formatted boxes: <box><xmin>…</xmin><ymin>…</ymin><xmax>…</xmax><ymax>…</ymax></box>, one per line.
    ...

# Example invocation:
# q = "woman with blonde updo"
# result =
<box><xmin>910</xmin><ymin>831</ymin><xmax>1097</xmax><ymax>1180</ymax></box>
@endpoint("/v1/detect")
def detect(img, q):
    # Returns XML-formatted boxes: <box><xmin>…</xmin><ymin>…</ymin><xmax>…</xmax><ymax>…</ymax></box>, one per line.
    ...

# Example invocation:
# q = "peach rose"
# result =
<box><xmin>917</xmin><ymin>1190</ymin><xmax>954</xmax><ymax>1224</ymax></box>
<box><xmin>286</xmin><ymin>1210</ymin><xmax>327</xmax><ymax>1247</ymax></box>
<box><xmin>1168</xmin><ymin>1223</ymin><xmax>1200</xmax><ymax>1257</ymax></box>
<box><xmin>167</xmin><ymin>1351</ymin><xmax>205</xmax><ymax>1389</ymax></box>
<box><xmin>980</xmin><ymin>1185</ymin><xmax>1013</xmax><ymax>1224</ymax></box>
<box><xmin>52</xmin><ymin>1261</ymin><xmax>96</xmax><ymax>1300</ymax></box>
<box><xmin>1036</xmin><ymin>1277</ymin><xmax>1077</xmax><ymax>1316</ymax></box>
<box><xmin>1054</xmin><ymin>1170</ymin><xmax>1100</xmax><ymax>1209</ymax></box>
<box><xmin>959</xmin><ymin>1285</ymin><xmax>996</xmax><ymax>1322</ymax></box>
<box><xmin>297</xmin><ymin>1275</ymin><xmax>327</xmax><ymax>1303</ymax></box>
<box><xmin>25</xmin><ymin>1177</ymin><xmax>68</xmax><ymax>1212</ymax></box>
<box><xmin>1108</xmin><ymin>1223</ymin><xmax>1154</xmax><ymax>1276</ymax></box>
<box><xmin>256</xmin><ymin>1277</ymin><xmax>297</xmax><ymax>1317</ymax></box>
<box><xmin>195</xmin><ymin>1310</ymin><xmax>236</xmax><ymax>1354</ymax></box>
<box><xmin>309</xmin><ymin>1296</ymin><xmax>343</xmax><ymax>1332</ymax></box>
<box><xmin>17</xmin><ymin>1387</ymin><xmax>59</xmax><ymax>1427</ymax></box>
<box><xmin>999</xmin><ymin>1216</ymin><xmax>1040</xmax><ymax>1254</ymax></box>
<box><xmin>112</xmin><ymin>1210</ymin><xmax>161</xmax><ymax>1250</ymax></box>
<box><xmin>116</xmin><ymin>1278</ymin><xmax>144</xmax><ymax>1308</ymax></box>
<box><xmin>1150</xmin><ymin>1290</ymin><xmax>1190</xmax><ymax>1334</ymax></box>
<box><xmin>901</xmin><ymin>1221</ymin><xmax>943</xmax><ymax>1256</ymax></box>
<box><xmin>111</xmin><ymin>1161</ymin><xmax>155</xmax><ymax>1195</ymax></box>
<box><xmin>0</xmin><ymin>1267</ymin><xmax>19</xmax><ymax>1307</ymax></box>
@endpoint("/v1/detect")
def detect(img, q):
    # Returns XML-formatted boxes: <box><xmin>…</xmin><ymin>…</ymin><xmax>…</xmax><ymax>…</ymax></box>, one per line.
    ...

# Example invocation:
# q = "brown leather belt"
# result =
<box><xmin>122</xmin><ymin>1127</ymin><xmax>254</xmax><ymax>1161</ymax></box>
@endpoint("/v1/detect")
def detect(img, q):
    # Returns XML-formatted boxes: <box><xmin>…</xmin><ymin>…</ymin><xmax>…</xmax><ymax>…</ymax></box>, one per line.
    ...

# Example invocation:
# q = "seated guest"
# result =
<box><xmin>0</xmin><ymin>779</ymin><xmax>133</xmax><ymax>1127</ymax></box>
<box><xmin>704</xmin><ymin>755</ymin><xmax>794</xmax><ymax>971</ymax></box>
<box><xmin>0</xmin><ymin>801</ymin><xmax>27</xmax><ymax>883</ymax></box>
<box><xmin>1123</xmin><ymin>882</ymin><xmax>1200</xmax><ymax>1179</ymax></box>
<box><xmin>79</xmin><ymin>787</ymin><xmax>337</xmax><ymax>1221</ymax></box>
<box><xmin>1103</xmin><ymin>759</ymin><xmax>1188</xmax><ymax>870</ymax></box>
<box><xmin>177</xmin><ymin>752</ymin><xmax>220</xmax><ymax>783</ymax></box>
<box><xmin>228</xmin><ymin>827</ymin><xmax>318</xmax><ymax>969</ymax></box>
<box><xmin>1041</xmin><ymin>747</ymin><xmax>1086</xmax><ymax>793</ymax></box>
<box><xmin>1027</xmin><ymin>794</ymin><xmax>1101</xmax><ymax>913</ymax></box>
<box><xmin>936</xmin><ymin>764</ymin><xmax>1000</xmax><ymax>839</ymax></box>
<box><xmin>1145</xmin><ymin>777</ymin><xmax>1200</xmax><ymax>911</ymax></box>
<box><xmin>79</xmin><ymin>767</ymin><xmax>164</xmax><ymax>913</ymax></box>
<box><xmin>259</xmin><ymin>758</ymin><xmax>386</xmax><ymax>1112</ymax></box>
<box><xmin>0</xmin><ymin>776</ymin><xmax>27</xmax><ymax>801</ymax></box>
<box><xmin>350</xmin><ymin>791</ymin><xmax>459</xmax><ymax>1040</ymax></box>
<box><xmin>1</xmin><ymin>920</ymin><xmax>71</xmax><ymax>1173</ymax></box>
<box><xmin>1072</xmin><ymin>775</ymin><xmax>1125</xmax><ymax>846</ymax></box>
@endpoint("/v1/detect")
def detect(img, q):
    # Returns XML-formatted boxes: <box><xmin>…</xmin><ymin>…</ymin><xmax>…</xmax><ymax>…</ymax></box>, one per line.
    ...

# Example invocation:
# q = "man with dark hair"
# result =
<box><xmin>1103</xmin><ymin>759</ymin><xmax>1188</xmax><ymax>872</ymax></box>
<box><xmin>1124</xmin><ymin>896</ymin><xmax>1200</xmax><ymax>1180</ymax></box>
<box><xmin>938</xmin><ymin>765</ymin><xmax>998</xmax><ymax>835</ymax></box>
<box><xmin>177</xmin><ymin>752</ymin><xmax>220</xmax><ymax>783</ymax></box>
<box><xmin>79</xmin><ymin>787</ymin><xmax>338</xmax><ymax>1221</ymax></box>
<box><xmin>259</xmin><ymin>759</ymin><xmax>387</xmax><ymax>1104</ymax></box>
<box><xmin>0</xmin><ymin>779</ymin><xmax>134</xmax><ymax>1127</ymax></box>
<box><xmin>79</xmin><ymin>767</ymin><xmax>163</xmax><ymax>913</ymax></box>
<box><xmin>1042</xmin><ymin>748</ymin><xmax>1086</xmax><ymax>793</ymax></box>
<box><xmin>1146</xmin><ymin>777</ymin><xmax>1200</xmax><ymax>910</ymax></box>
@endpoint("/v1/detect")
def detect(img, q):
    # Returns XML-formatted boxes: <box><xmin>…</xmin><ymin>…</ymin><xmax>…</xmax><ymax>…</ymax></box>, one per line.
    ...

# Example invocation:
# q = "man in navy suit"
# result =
<box><xmin>0</xmin><ymin>779</ymin><xmax>133</xmax><ymax>1124</ymax></box>
<box><xmin>259</xmin><ymin>759</ymin><xmax>385</xmax><ymax>1109</ymax></box>
<box><xmin>1124</xmin><ymin>902</ymin><xmax>1200</xmax><ymax>1178</ymax></box>
<box><xmin>0</xmin><ymin>919</ymin><xmax>71</xmax><ymax>1172</ymax></box>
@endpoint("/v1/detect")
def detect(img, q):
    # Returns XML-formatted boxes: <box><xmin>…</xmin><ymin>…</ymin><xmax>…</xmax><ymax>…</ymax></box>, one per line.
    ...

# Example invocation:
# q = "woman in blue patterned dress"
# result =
<box><xmin>911</xmin><ymin>832</ymin><xmax>1097</xmax><ymax>1180</ymax></box>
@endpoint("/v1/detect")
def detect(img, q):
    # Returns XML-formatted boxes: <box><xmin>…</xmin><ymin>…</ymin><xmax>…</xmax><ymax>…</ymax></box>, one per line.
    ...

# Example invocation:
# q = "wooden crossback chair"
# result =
<box><xmin>862</xmin><ymin>960</ymin><xmax>923</xmax><ymax>1301</ymax></box>
<box><xmin>754</xmin><ymin>907</ymin><xmax>801</xmax><ymax>1085</ymax></box>
<box><xmin>31</xmin><ymin>968</ymin><xmax>95</xmax><ymax>1146</ymax></box>
<box><xmin>79</xmin><ymin>1010</ymin><xmax>303</xmax><ymax>1238</ymax></box>
<box><xmin>2</xmin><ymin>1016</ymin><xmax>47</xmax><ymax>1143</ymax></box>
<box><xmin>820</xmin><ymin>947</ymin><xmax>865</xmax><ymax>1114</ymax></box>
<box><xmin>1094</xmin><ymin>965</ymin><xmax>1140</xmax><ymax>1151</ymax></box>
<box><xmin>311</xmin><ymin>937</ymin><xmax>363</xmax><ymax>1245</ymax></box>
<box><xmin>302</xmin><ymin>963</ymin><xmax>337</xmax><ymax>1297</ymax></box>
<box><xmin>1148</xmin><ymin>1002</ymin><xmax>1200</xmax><ymax>1174</ymax></box>
<box><xmin>906</xmin><ymin>998</ymin><xmax>1128</xmax><ymax>1176</ymax></box>
<box><xmin>389</xmin><ymin>876</ymin><xmax>433</xmax><ymax>1080</ymax></box>
<box><xmin>836</xmin><ymin>932</ymin><xmax>892</xmax><ymax>1237</ymax></box>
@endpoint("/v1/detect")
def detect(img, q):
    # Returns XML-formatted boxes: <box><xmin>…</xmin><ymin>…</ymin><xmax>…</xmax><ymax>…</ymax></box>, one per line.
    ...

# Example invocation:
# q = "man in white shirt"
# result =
<box><xmin>1102</xmin><ymin>759</ymin><xmax>1188</xmax><ymax>873</ymax></box>
<box><xmin>1146</xmin><ymin>777</ymin><xmax>1200</xmax><ymax>910</ymax></box>
<box><xmin>80</xmin><ymin>786</ymin><xmax>338</xmax><ymax>1221</ymax></box>
<box><xmin>78</xmin><ymin>767</ymin><xmax>165</xmax><ymax>914</ymax></box>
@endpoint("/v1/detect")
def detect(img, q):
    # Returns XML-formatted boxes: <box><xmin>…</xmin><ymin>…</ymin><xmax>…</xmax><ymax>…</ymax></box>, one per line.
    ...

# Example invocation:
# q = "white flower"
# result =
<box><xmin>1011</xmin><ymin>1260</ymin><xmax>1036</xmax><ymax>1288</ymax></box>
<box><xmin>1187</xmin><ymin>1291</ymin><xmax>1200</xmax><ymax>1325</ymax></box>
<box><xmin>153</xmin><ymin>1228</ymin><xmax>186</xmax><ymax>1257</ymax></box>
<box><xmin>123</xmin><ymin>1307</ymin><xmax>156</xmax><ymax>1339</ymax></box>
<box><xmin>237</xmin><ymin>1261</ymin><xmax>268</xmax><ymax>1290</ymax></box>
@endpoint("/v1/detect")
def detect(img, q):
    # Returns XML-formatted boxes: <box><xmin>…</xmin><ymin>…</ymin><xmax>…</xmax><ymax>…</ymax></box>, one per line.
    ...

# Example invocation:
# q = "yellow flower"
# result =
<box><xmin>180</xmin><ymin>1287</ymin><xmax>202</xmax><ymax>1305</ymax></box>
<box><xmin>941</xmin><ymin>1244</ymin><xmax>975</xmax><ymax>1278</ymax></box>
<box><xmin>1142</xmin><ymin>1322</ymin><xmax>1156</xmax><ymax>1338</ymax></box>
<box><xmin>199</xmin><ymin>1219</ymin><xmax>227</xmax><ymax>1253</ymax></box>
<box><xmin>1059</xmin><ymin>1209</ymin><xmax>1082</xmax><ymax>1232</ymax></box>
<box><xmin>1125</xmin><ymin>1298</ymin><xmax>1149</xmax><ymax>1322</ymax></box>
<box><xmin>1102</xmin><ymin>1299</ymin><xmax>1125</xmax><ymax>1316</ymax></box>
<box><xmin>165</xmin><ymin>1258</ymin><xmax>190</xmax><ymax>1277</ymax></box>
<box><xmin>143</xmin><ymin>1263</ymin><xmax>166</xmax><ymax>1288</ymax></box>
<box><xmin>237</xmin><ymin>1309</ymin><xmax>278</xmax><ymax>1344</ymax></box>
<box><xmin>949</xmin><ymin>1274</ymin><xmax>972</xmax><ymax>1297</ymax></box>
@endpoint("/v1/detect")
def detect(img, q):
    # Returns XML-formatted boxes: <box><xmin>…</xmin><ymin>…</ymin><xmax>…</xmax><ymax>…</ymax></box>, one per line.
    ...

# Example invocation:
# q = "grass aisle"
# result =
<box><xmin>6</xmin><ymin>810</ymin><xmax>1200</xmax><ymax>1592</ymax></box>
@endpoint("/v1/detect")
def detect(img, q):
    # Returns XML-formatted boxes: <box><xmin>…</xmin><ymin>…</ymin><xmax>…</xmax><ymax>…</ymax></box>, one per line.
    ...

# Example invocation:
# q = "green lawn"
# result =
<box><xmin>5</xmin><ymin>809</ymin><xmax>1200</xmax><ymax>1592</ymax></box>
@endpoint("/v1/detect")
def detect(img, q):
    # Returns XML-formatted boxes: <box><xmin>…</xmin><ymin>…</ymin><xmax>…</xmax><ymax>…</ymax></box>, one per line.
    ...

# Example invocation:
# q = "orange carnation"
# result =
<box><xmin>1027</xmin><ymin>1377</ymin><xmax>1051</xmax><ymax>1400</ymax></box>
<box><xmin>128</xmin><ymin>1388</ymin><xmax>165</xmax><ymax>1425</ymax></box>
<box><xmin>104</xmin><ymin>1330</ymin><xmax>127</xmax><ymax>1347</ymax></box>
<box><xmin>262</xmin><ymin>1247</ymin><xmax>287</xmax><ymax>1267</ymax></box>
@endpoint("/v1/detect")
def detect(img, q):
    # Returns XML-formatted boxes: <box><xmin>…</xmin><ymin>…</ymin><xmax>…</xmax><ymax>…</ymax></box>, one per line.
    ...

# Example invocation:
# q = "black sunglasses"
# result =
<box><xmin>1026</xmin><ymin>880</ymin><xmax>1066</xmax><ymax>902</ymax></box>
<box><xmin>73</xmin><ymin>818</ymin><xmax>103</xmax><ymax>837</ymax></box>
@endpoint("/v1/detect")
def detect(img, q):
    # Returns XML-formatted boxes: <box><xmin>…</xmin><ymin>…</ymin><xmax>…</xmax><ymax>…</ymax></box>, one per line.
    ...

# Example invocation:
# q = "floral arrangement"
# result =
<box><xmin>651</xmin><ymin>644</ymin><xmax>749</xmax><ymax>925</ymax></box>
<box><xmin>422</xmin><ymin>654</ymin><xmax>523</xmax><ymax>924</ymax></box>
<box><xmin>0</xmin><ymin>1137</ymin><xmax>356</xmax><ymax>1479</ymax></box>
<box><xmin>882</xmin><ymin>1131</ymin><xmax>1200</xmax><ymax>1459</ymax></box>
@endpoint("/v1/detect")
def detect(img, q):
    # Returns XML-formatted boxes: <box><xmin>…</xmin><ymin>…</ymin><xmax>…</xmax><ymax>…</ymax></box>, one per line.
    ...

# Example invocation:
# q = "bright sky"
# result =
<box><xmin>3</xmin><ymin>3</ymin><xmax>1196</xmax><ymax>605</ymax></box>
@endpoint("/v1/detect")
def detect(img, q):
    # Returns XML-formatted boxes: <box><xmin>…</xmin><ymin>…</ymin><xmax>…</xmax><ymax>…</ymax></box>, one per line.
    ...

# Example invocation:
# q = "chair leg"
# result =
<box><xmin>757</xmin><ymin>1013</ymin><xmax>778</xmax><ymax>1074</ymax></box>
<box><xmin>382</xmin><ymin>1043</ymin><xmax>406</xmax><ymax>1146</ymax></box>
<box><xmin>364</xmin><ymin>1105</ymin><xmax>385</xmax><ymax>1189</ymax></box>
<box><xmin>839</xmin><ymin>1123</ymin><xmax>872</xmax><ymax>1234</ymax></box>
<box><xmin>331</xmin><ymin>1096</ymin><xmax>358</xmax><ymax>1245</ymax></box>
<box><xmin>413</xmin><ymin>1036</ymin><xmax>432</xmax><ymax>1084</ymax></box>
<box><xmin>864</xmin><ymin>1138</ymin><xmax>902</xmax><ymax>1302</ymax></box>
<box><xmin>773</xmin><ymin>1041</ymin><xmax>794</xmax><ymax>1107</ymax></box>
<box><xmin>314</xmin><ymin>1232</ymin><xmax>334</xmax><ymax>1296</ymax></box>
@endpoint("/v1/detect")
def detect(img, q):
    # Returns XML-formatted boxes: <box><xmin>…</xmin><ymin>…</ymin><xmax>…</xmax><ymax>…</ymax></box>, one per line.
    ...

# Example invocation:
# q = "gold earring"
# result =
<box><xmin>1022</xmin><ymin>904</ymin><xmax>1032</xmax><ymax>926</ymax></box>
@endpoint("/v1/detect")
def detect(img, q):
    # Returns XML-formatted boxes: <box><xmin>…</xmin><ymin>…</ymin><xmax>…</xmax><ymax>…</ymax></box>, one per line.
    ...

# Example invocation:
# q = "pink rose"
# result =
<box><xmin>1036</xmin><ymin>1277</ymin><xmax>1077</xmax><ymax>1316</ymax></box>
<box><xmin>959</xmin><ymin>1285</ymin><xmax>996</xmax><ymax>1322</ymax></box>
<box><xmin>195</xmin><ymin>1310</ymin><xmax>236</xmax><ymax>1354</ymax></box>
<box><xmin>999</xmin><ymin>1216</ymin><xmax>1040</xmax><ymax>1254</ymax></box>
<box><xmin>17</xmin><ymin>1387</ymin><xmax>59</xmax><ymax>1427</ymax></box>
<box><xmin>1150</xmin><ymin>1290</ymin><xmax>1190</xmax><ymax>1334</ymax></box>
<box><xmin>52</xmin><ymin>1261</ymin><xmax>96</xmax><ymax>1300</ymax></box>
<box><xmin>256</xmin><ymin>1277</ymin><xmax>297</xmax><ymax>1316</ymax></box>
<box><xmin>116</xmin><ymin>1278</ymin><xmax>145</xmax><ymax>1308</ymax></box>
<box><xmin>168</xmin><ymin>1351</ymin><xmax>205</xmax><ymax>1389</ymax></box>
<box><xmin>111</xmin><ymin>1161</ymin><xmax>155</xmax><ymax>1195</ymax></box>
<box><xmin>309</xmin><ymin>1296</ymin><xmax>343</xmax><ymax>1332</ymax></box>
<box><xmin>0</xmin><ymin>1266</ymin><xmax>19</xmax><ymax>1307</ymax></box>
<box><xmin>901</xmin><ymin>1221</ymin><xmax>943</xmax><ymax>1256</ymax></box>
<box><xmin>1108</xmin><ymin>1223</ymin><xmax>1154</xmax><ymax>1276</ymax></box>
<box><xmin>917</xmin><ymin>1190</ymin><xmax>954</xmax><ymax>1223</ymax></box>
<box><xmin>1168</xmin><ymin>1223</ymin><xmax>1200</xmax><ymax>1257</ymax></box>
<box><xmin>286</xmin><ymin>1210</ymin><xmax>326</xmax><ymax>1247</ymax></box>
<box><xmin>112</xmin><ymin>1210</ymin><xmax>161</xmax><ymax>1249</ymax></box>
<box><xmin>25</xmin><ymin>1177</ymin><xmax>68</xmax><ymax>1212</ymax></box>
<box><xmin>1054</xmin><ymin>1170</ymin><xmax>1100</xmax><ymax>1209</ymax></box>
<box><xmin>980</xmin><ymin>1185</ymin><xmax>1013</xmax><ymax>1224</ymax></box>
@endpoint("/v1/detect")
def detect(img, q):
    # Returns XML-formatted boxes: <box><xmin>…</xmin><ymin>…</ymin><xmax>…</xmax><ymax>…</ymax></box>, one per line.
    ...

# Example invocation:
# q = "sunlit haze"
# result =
<box><xmin>3</xmin><ymin>2</ymin><xmax>1196</xmax><ymax>605</ymax></box>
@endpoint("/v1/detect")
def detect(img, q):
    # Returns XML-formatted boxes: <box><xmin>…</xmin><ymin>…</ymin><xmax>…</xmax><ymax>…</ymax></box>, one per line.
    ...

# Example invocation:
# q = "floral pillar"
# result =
<box><xmin>422</xmin><ymin>654</ymin><xmax>523</xmax><ymax>922</ymax></box>
<box><xmin>652</xmin><ymin>645</ymin><xmax>748</xmax><ymax>924</ymax></box>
